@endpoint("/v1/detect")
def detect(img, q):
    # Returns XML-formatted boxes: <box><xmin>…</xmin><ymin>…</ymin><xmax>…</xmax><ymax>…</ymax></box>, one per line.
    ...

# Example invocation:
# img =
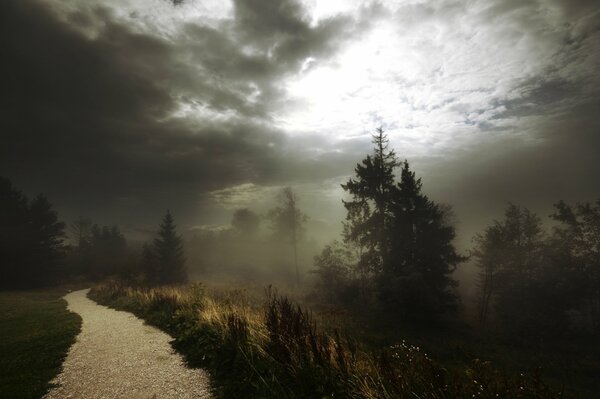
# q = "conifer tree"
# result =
<box><xmin>151</xmin><ymin>210</ymin><xmax>187</xmax><ymax>284</ymax></box>
<box><xmin>342</xmin><ymin>127</ymin><xmax>398</xmax><ymax>274</ymax></box>
<box><xmin>381</xmin><ymin>161</ymin><xmax>464</xmax><ymax>316</ymax></box>
<box><xmin>0</xmin><ymin>177</ymin><xmax>65</xmax><ymax>288</ymax></box>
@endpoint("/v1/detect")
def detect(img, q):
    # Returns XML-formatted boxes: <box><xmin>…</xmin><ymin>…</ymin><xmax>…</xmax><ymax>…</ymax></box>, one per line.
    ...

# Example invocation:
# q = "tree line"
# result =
<box><xmin>473</xmin><ymin>201</ymin><xmax>600</xmax><ymax>339</ymax></box>
<box><xmin>2</xmin><ymin>127</ymin><xmax>600</xmax><ymax>341</ymax></box>
<box><xmin>310</xmin><ymin>128</ymin><xmax>600</xmax><ymax>340</ymax></box>
<box><xmin>0</xmin><ymin>176</ymin><xmax>187</xmax><ymax>288</ymax></box>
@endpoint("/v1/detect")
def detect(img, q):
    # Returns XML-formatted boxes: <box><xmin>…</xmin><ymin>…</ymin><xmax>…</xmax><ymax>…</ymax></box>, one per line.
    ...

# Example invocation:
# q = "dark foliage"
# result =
<box><xmin>340</xmin><ymin>129</ymin><xmax>464</xmax><ymax>319</ymax></box>
<box><xmin>473</xmin><ymin>201</ymin><xmax>600</xmax><ymax>342</ymax></box>
<box><xmin>143</xmin><ymin>210</ymin><xmax>187</xmax><ymax>284</ymax></box>
<box><xmin>0</xmin><ymin>177</ymin><xmax>65</xmax><ymax>288</ymax></box>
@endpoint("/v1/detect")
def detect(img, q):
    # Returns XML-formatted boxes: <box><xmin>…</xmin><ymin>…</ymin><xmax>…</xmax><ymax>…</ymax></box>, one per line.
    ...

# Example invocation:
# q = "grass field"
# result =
<box><xmin>0</xmin><ymin>288</ymin><xmax>82</xmax><ymax>399</ymax></box>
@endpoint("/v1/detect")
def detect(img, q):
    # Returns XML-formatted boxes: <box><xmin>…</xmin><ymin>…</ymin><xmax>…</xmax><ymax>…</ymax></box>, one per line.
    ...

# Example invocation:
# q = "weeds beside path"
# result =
<box><xmin>90</xmin><ymin>281</ymin><xmax>563</xmax><ymax>399</ymax></box>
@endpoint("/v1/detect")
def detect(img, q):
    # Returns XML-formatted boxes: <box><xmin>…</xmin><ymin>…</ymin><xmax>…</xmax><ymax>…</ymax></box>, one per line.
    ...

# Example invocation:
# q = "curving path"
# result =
<box><xmin>44</xmin><ymin>289</ymin><xmax>212</xmax><ymax>399</ymax></box>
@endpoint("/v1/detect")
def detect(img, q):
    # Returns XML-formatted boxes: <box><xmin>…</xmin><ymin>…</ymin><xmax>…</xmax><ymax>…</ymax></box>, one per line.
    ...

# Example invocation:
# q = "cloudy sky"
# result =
<box><xmin>1</xmin><ymin>0</ymin><xmax>599</xmax><ymax>244</ymax></box>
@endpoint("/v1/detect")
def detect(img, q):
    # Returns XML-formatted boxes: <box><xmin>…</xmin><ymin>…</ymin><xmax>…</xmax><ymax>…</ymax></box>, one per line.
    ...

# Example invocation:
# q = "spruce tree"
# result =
<box><xmin>151</xmin><ymin>211</ymin><xmax>187</xmax><ymax>284</ymax></box>
<box><xmin>342</xmin><ymin>127</ymin><xmax>398</xmax><ymax>274</ymax></box>
<box><xmin>380</xmin><ymin>161</ymin><xmax>464</xmax><ymax>317</ymax></box>
<box><xmin>341</xmin><ymin>132</ymin><xmax>463</xmax><ymax>318</ymax></box>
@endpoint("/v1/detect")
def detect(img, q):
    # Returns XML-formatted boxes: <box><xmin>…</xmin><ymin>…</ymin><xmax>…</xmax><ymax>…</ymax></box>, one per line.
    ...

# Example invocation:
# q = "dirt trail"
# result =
<box><xmin>44</xmin><ymin>289</ymin><xmax>212</xmax><ymax>399</ymax></box>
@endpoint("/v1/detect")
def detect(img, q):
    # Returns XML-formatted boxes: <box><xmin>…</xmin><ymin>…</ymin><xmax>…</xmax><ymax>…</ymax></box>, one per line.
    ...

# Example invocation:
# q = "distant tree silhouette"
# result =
<box><xmin>141</xmin><ymin>242</ymin><xmax>159</xmax><ymax>283</ymax></box>
<box><xmin>70</xmin><ymin>217</ymin><xmax>92</xmax><ymax>252</ymax></box>
<box><xmin>89</xmin><ymin>224</ymin><xmax>127</xmax><ymax>277</ymax></box>
<box><xmin>312</xmin><ymin>241</ymin><xmax>354</xmax><ymax>304</ymax></box>
<box><xmin>551</xmin><ymin>200</ymin><xmax>600</xmax><ymax>332</ymax></box>
<box><xmin>268</xmin><ymin>188</ymin><xmax>307</xmax><ymax>284</ymax></box>
<box><xmin>232</xmin><ymin>208</ymin><xmax>260</xmax><ymax>237</ymax></box>
<box><xmin>146</xmin><ymin>211</ymin><xmax>187</xmax><ymax>284</ymax></box>
<box><xmin>473</xmin><ymin>203</ymin><xmax>577</xmax><ymax>340</ymax></box>
<box><xmin>472</xmin><ymin>222</ymin><xmax>504</xmax><ymax>324</ymax></box>
<box><xmin>0</xmin><ymin>177</ymin><xmax>65</xmax><ymax>288</ymax></box>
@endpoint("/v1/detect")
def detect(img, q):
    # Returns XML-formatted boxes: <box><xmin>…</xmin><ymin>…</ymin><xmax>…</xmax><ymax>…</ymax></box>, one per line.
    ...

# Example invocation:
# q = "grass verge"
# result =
<box><xmin>0</xmin><ymin>287</ymin><xmax>82</xmax><ymax>399</ymax></box>
<box><xmin>90</xmin><ymin>280</ymin><xmax>564</xmax><ymax>399</ymax></box>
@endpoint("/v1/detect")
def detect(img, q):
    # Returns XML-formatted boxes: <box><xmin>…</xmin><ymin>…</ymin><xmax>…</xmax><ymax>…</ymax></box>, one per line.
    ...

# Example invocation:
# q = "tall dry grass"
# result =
<box><xmin>90</xmin><ymin>280</ymin><xmax>562</xmax><ymax>399</ymax></box>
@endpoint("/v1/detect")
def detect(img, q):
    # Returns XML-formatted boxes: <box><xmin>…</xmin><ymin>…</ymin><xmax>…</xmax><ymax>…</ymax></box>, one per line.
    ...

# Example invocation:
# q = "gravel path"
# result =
<box><xmin>44</xmin><ymin>289</ymin><xmax>212</xmax><ymax>399</ymax></box>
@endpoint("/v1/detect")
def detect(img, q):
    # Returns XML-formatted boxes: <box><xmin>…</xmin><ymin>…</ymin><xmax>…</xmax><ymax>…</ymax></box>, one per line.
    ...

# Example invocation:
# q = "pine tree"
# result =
<box><xmin>151</xmin><ymin>211</ymin><xmax>187</xmax><ymax>284</ymax></box>
<box><xmin>342</xmin><ymin>127</ymin><xmax>398</xmax><ymax>274</ymax></box>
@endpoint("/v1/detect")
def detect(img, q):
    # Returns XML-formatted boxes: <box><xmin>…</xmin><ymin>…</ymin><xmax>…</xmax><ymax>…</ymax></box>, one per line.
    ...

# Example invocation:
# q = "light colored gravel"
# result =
<box><xmin>44</xmin><ymin>289</ymin><xmax>212</xmax><ymax>399</ymax></box>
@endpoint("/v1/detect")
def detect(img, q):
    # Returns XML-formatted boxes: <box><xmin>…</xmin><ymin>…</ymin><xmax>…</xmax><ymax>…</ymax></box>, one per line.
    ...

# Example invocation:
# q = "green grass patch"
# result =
<box><xmin>0</xmin><ymin>288</ymin><xmax>82</xmax><ymax>399</ymax></box>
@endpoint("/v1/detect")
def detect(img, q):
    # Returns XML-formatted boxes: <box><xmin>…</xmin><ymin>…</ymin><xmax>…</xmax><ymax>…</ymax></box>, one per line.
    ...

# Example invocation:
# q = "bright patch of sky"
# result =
<box><xmin>280</xmin><ymin>0</ymin><xmax>584</xmax><ymax>158</ymax></box>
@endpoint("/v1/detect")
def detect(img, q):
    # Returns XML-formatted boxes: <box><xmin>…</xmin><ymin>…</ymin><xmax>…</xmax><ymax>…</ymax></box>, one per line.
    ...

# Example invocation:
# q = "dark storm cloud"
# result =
<box><xmin>173</xmin><ymin>0</ymin><xmax>365</xmax><ymax>118</ymax></box>
<box><xmin>0</xmin><ymin>0</ymin><xmax>367</xmax><ymax>228</ymax></box>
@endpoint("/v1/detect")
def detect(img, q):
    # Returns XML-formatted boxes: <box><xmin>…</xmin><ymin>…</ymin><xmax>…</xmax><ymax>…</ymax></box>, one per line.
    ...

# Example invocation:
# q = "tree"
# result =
<box><xmin>472</xmin><ymin>223</ymin><xmax>504</xmax><ymax>324</ymax></box>
<box><xmin>380</xmin><ymin>161</ymin><xmax>464</xmax><ymax>317</ymax></box>
<box><xmin>27</xmin><ymin>195</ymin><xmax>67</xmax><ymax>286</ymax></box>
<box><xmin>342</xmin><ymin>127</ymin><xmax>398</xmax><ymax>274</ymax></box>
<box><xmin>0</xmin><ymin>177</ymin><xmax>65</xmax><ymax>288</ymax></box>
<box><xmin>0</xmin><ymin>177</ymin><xmax>30</xmax><ymax>287</ymax></box>
<box><xmin>472</xmin><ymin>204</ymin><xmax>571</xmax><ymax>340</ymax></box>
<box><xmin>341</xmin><ymin>130</ymin><xmax>463</xmax><ymax>318</ymax></box>
<box><xmin>149</xmin><ymin>210</ymin><xmax>187</xmax><ymax>284</ymax></box>
<box><xmin>88</xmin><ymin>224</ymin><xmax>127</xmax><ymax>278</ymax></box>
<box><xmin>312</xmin><ymin>241</ymin><xmax>354</xmax><ymax>304</ymax></box>
<box><xmin>70</xmin><ymin>217</ymin><xmax>92</xmax><ymax>251</ymax></box>
<box><xmin>268</xmin><ymin>188</ymin><xmax>307</xmax><ymax>284</ymax></box>
<box><xmin>551</xmin><ymin>199</ymin><xmax>600</xmax><ymax>332</ymax></box>
<box><xmin>232</xmin><ymin>208</ymin><xmax>260</xmax><ymax>237</ymax></box>
<box><xmin>141</xmin><ymin>242</ymin><xmax>159</xmax><ymax>283</ymax></box>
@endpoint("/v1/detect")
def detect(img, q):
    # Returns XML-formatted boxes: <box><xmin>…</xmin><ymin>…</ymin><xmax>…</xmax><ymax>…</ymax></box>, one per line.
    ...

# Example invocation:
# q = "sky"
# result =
<box><xmin>1</xmin><ymin>0</ymin><xmax>599</xmax><ymax>246</ymax></box>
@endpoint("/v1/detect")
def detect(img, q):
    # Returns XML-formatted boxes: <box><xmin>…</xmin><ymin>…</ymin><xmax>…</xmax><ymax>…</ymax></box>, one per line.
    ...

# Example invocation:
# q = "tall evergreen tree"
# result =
<box><xmin>341</xmin><ymin>132</ymin><xmax>462</xmax><ymax>317</ymax></box>
<box><xmin>342</xmin><ymin>127</ymin><xmax>398</xmax><ymax>274</ymax></box>
<box><xmin>150</xmin><ymin>210</ymin><xmax>187</xmax><ymax>284</ymax></box>
<box><xmin>380</xmin><ymin>161</ymin><xmax>464</xmax><ymax>317</ymax></box>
